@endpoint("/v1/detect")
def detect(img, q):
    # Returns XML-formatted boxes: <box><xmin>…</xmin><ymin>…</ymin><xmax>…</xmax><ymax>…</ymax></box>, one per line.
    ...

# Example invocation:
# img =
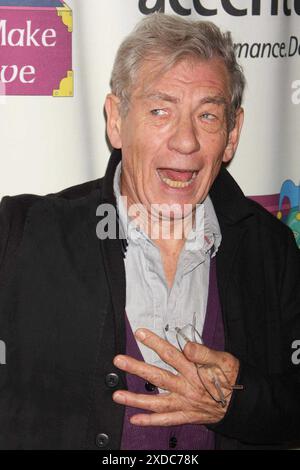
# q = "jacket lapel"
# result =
<box><xmin>210</xmin><ymin>166</ymin><xmax>255</xmax><ymax>357</ymax></box>
<box><xmin>99</xmin><ymin>149</ymin><xmax>127</xmax><ymax>361</ymax></box>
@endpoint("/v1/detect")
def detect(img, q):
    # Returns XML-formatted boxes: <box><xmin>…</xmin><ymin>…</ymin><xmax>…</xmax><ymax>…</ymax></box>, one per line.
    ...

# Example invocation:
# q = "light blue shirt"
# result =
<box><xmin>113</xmin><ymin>162</ymin><xmax>222</xmax><ymax>374</ymax></box>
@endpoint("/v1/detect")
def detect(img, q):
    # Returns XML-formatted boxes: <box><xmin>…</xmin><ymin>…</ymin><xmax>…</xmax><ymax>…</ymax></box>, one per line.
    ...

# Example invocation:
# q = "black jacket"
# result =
<box><xmin>0</xmin><ymin>149</ymin><xmax>299</xmax><ymax>450</ymax></box>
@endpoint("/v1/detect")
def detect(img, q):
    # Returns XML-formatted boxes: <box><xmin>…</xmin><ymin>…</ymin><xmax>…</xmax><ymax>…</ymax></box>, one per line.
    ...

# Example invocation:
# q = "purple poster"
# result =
<box><xmin>0</xmin><ymin>0</ymin><xmax>73</xmax><ymax>96</ymax></box>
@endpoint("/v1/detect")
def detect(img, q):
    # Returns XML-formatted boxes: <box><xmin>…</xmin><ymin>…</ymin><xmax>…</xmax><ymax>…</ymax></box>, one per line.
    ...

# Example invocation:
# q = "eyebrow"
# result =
<box><xmin>142</xmin><ymin>91</ymin><xmax>228</xmax><ymax>107</ymax></box>
<box><xmin>199</xmin><ymin>96</ymin><xmax>228</xmax><ymax>106</ymax></box>
<box><xmin>143</xmin><ymin>92</ymin><xmax>179</xmax><ymax>104</ymax></box>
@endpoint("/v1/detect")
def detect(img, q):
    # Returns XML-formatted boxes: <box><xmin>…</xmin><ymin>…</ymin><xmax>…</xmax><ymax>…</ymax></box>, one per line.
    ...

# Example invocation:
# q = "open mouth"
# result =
<box><xmin>157</xmin><ymin>168</ymin><xmax>199</xmax><ymax>189</ymax></box>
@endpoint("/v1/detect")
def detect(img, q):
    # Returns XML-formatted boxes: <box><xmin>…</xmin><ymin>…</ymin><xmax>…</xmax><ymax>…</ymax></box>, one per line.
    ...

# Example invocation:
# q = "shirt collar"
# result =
<box><xmin>113</xmin><ymin>161</ymin><xmax>222</xmax><ymax>256</ymax></box>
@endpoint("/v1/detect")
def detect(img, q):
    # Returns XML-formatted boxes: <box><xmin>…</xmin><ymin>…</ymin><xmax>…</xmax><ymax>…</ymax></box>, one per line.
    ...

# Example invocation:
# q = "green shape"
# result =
<box><xmin>285</xmin><ymin>208</ymin><xmax>300</xmax><ymax>248</ymax></box>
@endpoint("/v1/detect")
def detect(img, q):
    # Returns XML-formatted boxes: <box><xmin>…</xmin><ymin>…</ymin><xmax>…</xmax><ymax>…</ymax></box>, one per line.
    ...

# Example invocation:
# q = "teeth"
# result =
<box><xmin>161</xmin><ymin>178</ymin><xmax>191</xmax><ymax>188</ymax></box>
<box><xmin>160</xmin><ymin>171</ymin><xmax>197</xmax><ymax>189</ymax></box>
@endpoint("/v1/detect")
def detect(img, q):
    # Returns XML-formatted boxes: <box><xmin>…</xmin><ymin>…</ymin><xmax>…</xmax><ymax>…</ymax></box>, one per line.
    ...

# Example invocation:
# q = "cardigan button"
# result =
<box><xmin>169</xmin><ymin>436</ymin><xmax>178</xmax><ymax>449</ymax></box>
<box><xmin>145</xmin><ymin>381</ymin><xmax>156</xmax><ymax>392</ymax></box>
<box><xmin>105</xmin><ymin>372</ymin><xmax>120</xmax><ymax>389</ymax></box>
<box><xmin>95</xmin><ymin>433</ymin><xmax>109</xmax><ymax>449</ymax></box>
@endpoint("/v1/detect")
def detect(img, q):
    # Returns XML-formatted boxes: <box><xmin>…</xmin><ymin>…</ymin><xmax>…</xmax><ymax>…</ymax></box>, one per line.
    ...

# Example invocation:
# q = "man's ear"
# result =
<box><xmin>105</xmin><ymin>94</ymin><xmax>122</xmax><ymax>149</ymax></box>
<box><xmin>223</xmin><ymin>107</ymin><xmax>244</xmax><ymax>163</ymax></box>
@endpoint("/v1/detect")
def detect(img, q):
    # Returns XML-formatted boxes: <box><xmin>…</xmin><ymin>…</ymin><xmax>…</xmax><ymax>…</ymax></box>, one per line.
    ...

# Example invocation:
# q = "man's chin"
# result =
<box><xmin>149</xmin><ymin>201</ymin><xmax>195</xmax><ymax>222</ymax></box>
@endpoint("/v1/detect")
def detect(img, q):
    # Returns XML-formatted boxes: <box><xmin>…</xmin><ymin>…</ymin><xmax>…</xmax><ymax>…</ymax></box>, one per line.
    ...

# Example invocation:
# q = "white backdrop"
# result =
<box><xmin>0</xmin><ymin>0</ymin><xmax>299</xmax><ymax>204</ymax></box>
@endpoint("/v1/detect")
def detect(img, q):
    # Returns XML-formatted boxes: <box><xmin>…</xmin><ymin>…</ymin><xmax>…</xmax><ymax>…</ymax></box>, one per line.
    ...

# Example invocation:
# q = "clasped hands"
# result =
<box><xmin>113</xmin><ymin>328</ymin><xmax>240</xmax><ymax>427</ymax></box>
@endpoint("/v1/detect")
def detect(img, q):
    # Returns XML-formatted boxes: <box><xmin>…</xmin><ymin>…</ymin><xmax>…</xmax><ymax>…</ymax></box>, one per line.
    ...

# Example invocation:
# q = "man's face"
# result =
<box><xmin>106</xmin><ymin>57</ymin><xmax>244</xmax><ymax>218</ymax></box>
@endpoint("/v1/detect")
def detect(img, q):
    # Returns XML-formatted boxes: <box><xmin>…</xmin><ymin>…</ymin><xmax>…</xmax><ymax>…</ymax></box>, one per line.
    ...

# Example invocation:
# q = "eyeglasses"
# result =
<box><xmin>174</xmin><ymin>318</ymin><xmax>243</xmax><ymax>408</ymax></box>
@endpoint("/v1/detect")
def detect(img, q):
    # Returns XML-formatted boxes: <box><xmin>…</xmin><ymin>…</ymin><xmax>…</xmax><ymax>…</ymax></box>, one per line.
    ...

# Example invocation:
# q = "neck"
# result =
<box><xmin>120</xmin><ymin>183</ymin><xmax>194</xmax><ymax>240</ymax></box>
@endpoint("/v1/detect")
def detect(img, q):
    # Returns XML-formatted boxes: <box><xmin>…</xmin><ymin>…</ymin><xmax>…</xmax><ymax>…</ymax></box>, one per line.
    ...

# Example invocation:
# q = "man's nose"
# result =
<box><xmin>168</xmin><ymin>116</ymin><xmax>200</xmax><ymax>155</ymax></box>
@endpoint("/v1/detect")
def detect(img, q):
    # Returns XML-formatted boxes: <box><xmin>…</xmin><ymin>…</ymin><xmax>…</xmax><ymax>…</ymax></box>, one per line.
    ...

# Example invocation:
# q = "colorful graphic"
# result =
<box><xmin>249</xmin><ymin>179</ymin><xmax>300</xmax><ymax>248</ymax></box>
<box><xmin>277</xmin><ymin>180</ymin><xmax>300</xmax><ymax>248</ymax></box>
<box><xmin>0</xmin><ymin>0</ymin><xmax>73</xmax><ymax>96</ymax></box>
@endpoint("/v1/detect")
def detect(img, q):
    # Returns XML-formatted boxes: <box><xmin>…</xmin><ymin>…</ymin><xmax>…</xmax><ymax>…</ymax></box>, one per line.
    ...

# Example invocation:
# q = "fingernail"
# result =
<box><xmin>114</xmin><ymin>356</ymin><xmax>126</xmax><ymax>368</ymax></box>
<box><xmin>130</xmin><ymin>416</ymin><xmax>140</xmax><ymax>425</ymax></box>
<box><xmin>135</xmin><ymin>329</ymin><xmax>146</xmax><ymax>341</ymax></box>
<box><xmin>113</xmin><ymin>392</ymin><xmax>126</xmax><ymax>404</ymax></box>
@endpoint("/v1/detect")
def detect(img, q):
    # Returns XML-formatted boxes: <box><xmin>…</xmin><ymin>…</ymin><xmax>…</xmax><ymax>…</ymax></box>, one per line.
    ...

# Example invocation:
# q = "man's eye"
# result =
<box><xmin>200</xmin><ymin>113</ymin><xmax>217</xmax><ymax>121</ymax></box>
<box><xmin>150</xmin><ymin>109</ymin><xmax>167</xmax><ymax>116</ymax></box>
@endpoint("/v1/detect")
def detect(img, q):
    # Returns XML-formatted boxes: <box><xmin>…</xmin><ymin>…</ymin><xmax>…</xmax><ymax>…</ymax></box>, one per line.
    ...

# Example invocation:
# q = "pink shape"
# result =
<box><xmin>248</xmin><ymin>193</ymin><xmax>284</xmax><ymax>217</ymax></box>
<box><xmin>0</xmin><ymin>8</ymin><xmax>72</xmax><ymax>95</ymax></box>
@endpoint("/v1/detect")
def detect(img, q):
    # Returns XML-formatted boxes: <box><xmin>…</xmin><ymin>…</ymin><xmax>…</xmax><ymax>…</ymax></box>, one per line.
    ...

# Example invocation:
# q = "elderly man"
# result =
<box><xmin>0</xmin><ymin>14</ymin><xmax>299</xmax><ymax>451</ymax></box>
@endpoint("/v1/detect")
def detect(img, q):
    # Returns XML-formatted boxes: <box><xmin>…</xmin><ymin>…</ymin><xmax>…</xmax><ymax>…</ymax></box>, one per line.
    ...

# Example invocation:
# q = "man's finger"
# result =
<box><xmin>113</xmin><ymin>390</ymin><xmax>215</xmax><ymax>414</ymax></box>
<box><xmin>129</xmin><ymin>410</ymin><xmax>218</xmax><ymax>427</ymax></box>
<box><xmin>183</xmin><ymin>343</ymin><xmax>241</xmax><ymax>391</ymax></box>
<box><xmin>113</xmin><ymin>390</ymin><xmax>179</xmax><ymax>413</ymax></box>
<box><xmin>113</xmin><ymin>354</ymin><xmax>186</xmax><ymax>394</ymax></box>
<box><xmin>135</xmin><ymin>328</ymin><xmax>198</xmax><ymax>381</ymax></box>
<box><xmin>183</xmin><ymin>341</ymin><xmax>220</xmax><ymax>365</ymax></box>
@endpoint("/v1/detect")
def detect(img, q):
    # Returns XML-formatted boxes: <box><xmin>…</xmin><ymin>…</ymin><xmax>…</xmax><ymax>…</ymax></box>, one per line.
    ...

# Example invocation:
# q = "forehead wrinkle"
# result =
<box><xmin>141</xmin><ymin>91</ymin><xmax>179</xmax><ymax>104</ymax></box>
<box><xmin>140</xmin><ymin>91</ymin><xmax>228</xmax><ymax>106</ymax></box>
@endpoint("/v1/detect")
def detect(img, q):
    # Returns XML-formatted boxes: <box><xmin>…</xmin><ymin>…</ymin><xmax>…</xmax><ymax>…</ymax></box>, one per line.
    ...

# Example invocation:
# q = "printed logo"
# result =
<box><xmin>291</xmin><ymin>340</ymin><xmax>300</xmax><ymax>365</ymax></box>
<box><xmin>139</xmin><ymin>0</ymin><xmax>300</xmax><ymax>17</ymax></box>
<box><xmin>96</xmin><ymin>199</ymin><xmax>206</xmax><ymax>252</ymax></box>
<box><xmin>0</xmin><ymin>339</ymin><xmax>6</xmax><ymax>365</ymax></box>
<box><xmin>292</xmin><ymin>79</ymin><xmax>300</xmax><ymax>104</ymax></box>
<box><xmin>0</xmin><ymin>0</ymin><xmax>73</xmax><ymax>96</ymax></box>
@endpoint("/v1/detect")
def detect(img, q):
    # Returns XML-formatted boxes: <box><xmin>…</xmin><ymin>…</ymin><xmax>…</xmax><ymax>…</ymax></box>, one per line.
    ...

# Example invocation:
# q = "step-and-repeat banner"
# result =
<box><xmin>0</xmin><ymin>0</ymin><xmax>299</xmax><ymax>247</ymax></box>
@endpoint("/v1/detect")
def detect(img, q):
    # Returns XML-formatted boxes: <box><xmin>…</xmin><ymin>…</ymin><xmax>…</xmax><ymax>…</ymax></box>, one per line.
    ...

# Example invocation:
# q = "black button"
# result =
<box><xmin>145</xmin><ymin>381</ymin><xmax>156</xmax><ymax>392</ymax></box>
<box><xmin>96</xmin><ymin>433</ymin><xmax>109</xmax><ymax>449</ymax></box>
<box><xmin>169</xmin><ymin>436</ymin><xmax>177</xmax><ymax>449</ymax></box>
<box><xmin>105</xmin><ymin>372</ymin><xmax>120</xmax><ymax>389</ymax></box>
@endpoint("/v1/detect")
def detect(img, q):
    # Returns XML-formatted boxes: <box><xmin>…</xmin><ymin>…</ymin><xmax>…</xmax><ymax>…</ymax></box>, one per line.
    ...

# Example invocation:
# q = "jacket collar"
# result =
<box><xmin>210</xmin><ymin>164</ymin><xmax>254</xmax><ymax>225</ymax></box>
<box><xmin>101</xmin><ymin>149</ymin><xmax>254</xmax><ymax>225</ymax></box>
<box><xmin>101</xmin><ymin>148</ymin><xmax>122</xmax><ymax>204</ymax></box>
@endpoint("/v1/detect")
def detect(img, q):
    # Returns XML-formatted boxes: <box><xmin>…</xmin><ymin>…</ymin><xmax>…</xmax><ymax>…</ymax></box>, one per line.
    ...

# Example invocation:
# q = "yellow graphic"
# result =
<box><xmin>57</xmin><ymin>2</ymin><xmax>73</xmax><ymax>33</ymax></box>
<box><xmin>53</xmin><ymin>70</ymin><xmax>73</xmax><ymax>97</ymax></box>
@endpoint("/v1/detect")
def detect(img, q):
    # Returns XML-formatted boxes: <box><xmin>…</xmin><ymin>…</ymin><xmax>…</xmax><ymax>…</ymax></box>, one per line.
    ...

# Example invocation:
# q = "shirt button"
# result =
<box><xmin>169</xmin><ymin>436</ymin><xmax>177</xmax><ymax>449</ymax></box>
<box><xmin>145</xmin><ymin>381</ymin><xmax>156</xmax><ymax>392</ymax></box>
<box><xmin>95</xmin><ymin>433</ymin><xmax>109</xmax><ymax>449</ymax></box>
<box><xmin>105</xmin><ymin>372</ymin><xmax>120</xmax><ymax>389</ymax></box>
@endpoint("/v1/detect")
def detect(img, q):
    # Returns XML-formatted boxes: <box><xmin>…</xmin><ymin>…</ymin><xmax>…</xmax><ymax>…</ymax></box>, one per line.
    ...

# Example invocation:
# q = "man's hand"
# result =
<box><xmin>113</xmin><ymin>328</ymin><xmax>240</xmax><ymax>427</ymax></box>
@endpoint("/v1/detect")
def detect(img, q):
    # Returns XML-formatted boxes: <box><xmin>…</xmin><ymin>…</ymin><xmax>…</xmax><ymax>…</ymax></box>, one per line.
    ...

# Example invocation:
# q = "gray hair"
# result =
<box><xmin>110</xmin><ymin>13</ymin><xmax>245</xmax><ymax>129</ymax></box>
